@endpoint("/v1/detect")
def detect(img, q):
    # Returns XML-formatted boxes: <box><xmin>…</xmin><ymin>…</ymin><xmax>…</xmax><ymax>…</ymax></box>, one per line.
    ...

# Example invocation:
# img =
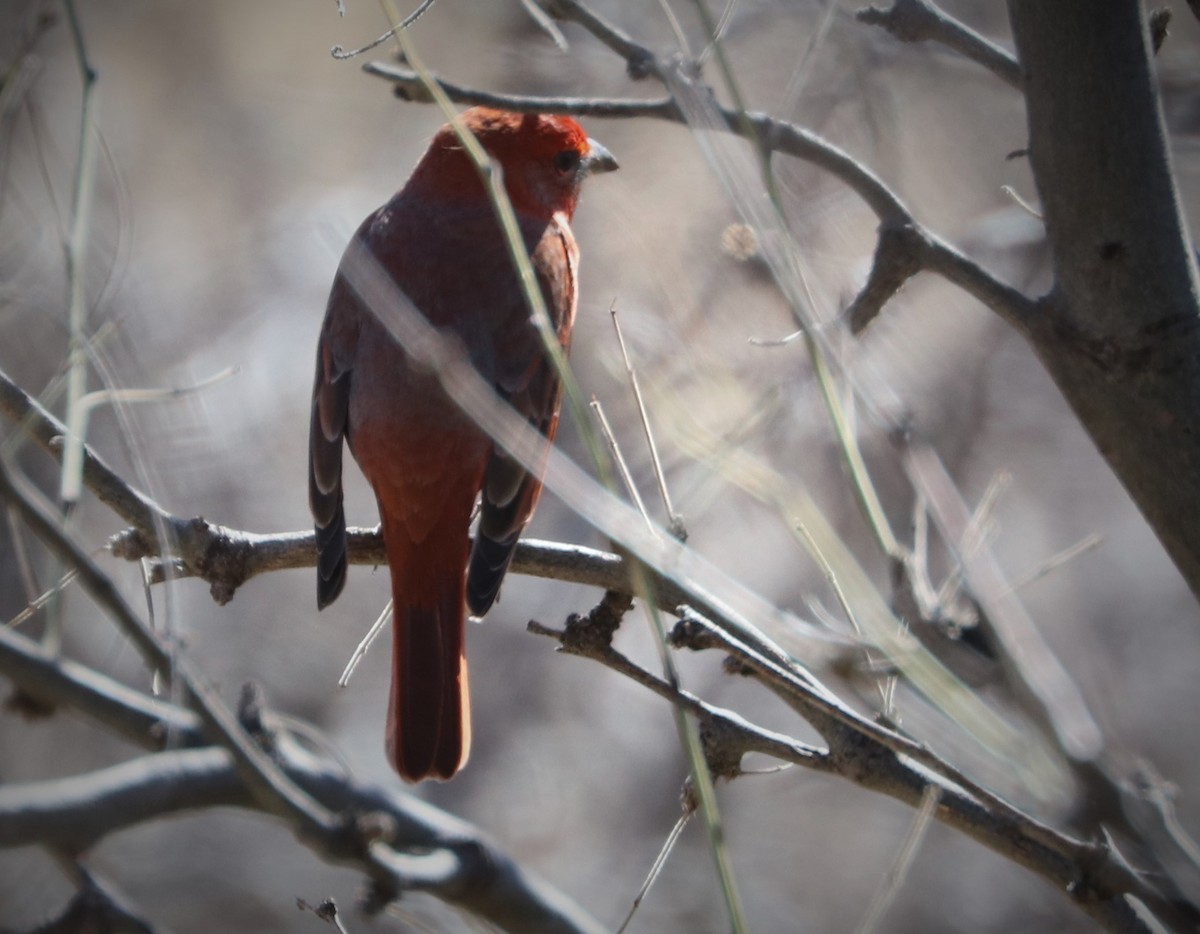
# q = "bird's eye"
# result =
<box><xmin>553</xmin><ymin>149</ymin><xmax>581</xmax><ymax>174</ymax></box>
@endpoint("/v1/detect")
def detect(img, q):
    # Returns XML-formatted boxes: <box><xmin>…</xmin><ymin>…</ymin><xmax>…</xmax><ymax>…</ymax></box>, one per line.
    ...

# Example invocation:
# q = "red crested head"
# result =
<box><xmin>406</xmin><ymin>107</ymin><xmax>617</xmax><ymax>221</ymax></box>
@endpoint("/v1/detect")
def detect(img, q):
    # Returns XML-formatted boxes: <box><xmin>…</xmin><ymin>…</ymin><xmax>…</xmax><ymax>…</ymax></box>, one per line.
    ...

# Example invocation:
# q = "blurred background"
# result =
<box><xmin>2</xmin><ymin>1</ymin><xmax>1199</xmax><ymax>930</ymax></box>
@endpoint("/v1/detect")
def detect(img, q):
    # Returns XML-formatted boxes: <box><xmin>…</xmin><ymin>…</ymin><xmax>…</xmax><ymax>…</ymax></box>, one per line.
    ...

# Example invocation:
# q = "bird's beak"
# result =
<box><xmin>583</xmin><ymin>139</ymin><xmax>619</xmax><ymax>176</ymax></box>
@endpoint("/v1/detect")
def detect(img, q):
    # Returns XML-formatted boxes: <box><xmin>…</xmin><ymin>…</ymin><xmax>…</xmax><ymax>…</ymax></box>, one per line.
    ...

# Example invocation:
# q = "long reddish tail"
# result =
<box><xmin>380</xmin><ymin>512</ymin><xmax>471</xmax><ymax>782</ymax></box>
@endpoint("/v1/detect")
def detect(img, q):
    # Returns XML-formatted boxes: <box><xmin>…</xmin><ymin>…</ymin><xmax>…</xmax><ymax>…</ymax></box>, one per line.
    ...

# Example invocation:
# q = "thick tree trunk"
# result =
<box><xmin>1008</xmin><ymin>0</ymin><xmax>1200</xmax><ymax>602</ymax></box>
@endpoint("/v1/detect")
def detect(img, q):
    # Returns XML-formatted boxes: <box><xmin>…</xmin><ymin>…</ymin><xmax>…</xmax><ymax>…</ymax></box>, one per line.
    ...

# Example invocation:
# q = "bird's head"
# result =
<box><xmin>412</xmin><ymin>107</ymin><xmax>618</xmax><ymax>221</ymax></box>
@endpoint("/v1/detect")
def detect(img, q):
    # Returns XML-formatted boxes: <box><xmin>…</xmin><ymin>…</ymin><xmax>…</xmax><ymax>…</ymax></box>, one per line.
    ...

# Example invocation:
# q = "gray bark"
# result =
<box><xmin>1008</xmin><ymin>1</ymin><xmax>1200</xmax><ymax>601</ymax></box>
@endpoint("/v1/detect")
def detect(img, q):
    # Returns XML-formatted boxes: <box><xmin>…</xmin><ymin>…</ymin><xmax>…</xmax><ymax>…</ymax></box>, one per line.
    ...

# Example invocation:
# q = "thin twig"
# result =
<box><xmin>616</xmin><ymin>808</ymin><xmax>694</xmax><ymax>934</ymax></box>
<box><xmin>339</xmin><ymin>599</ymin><xmax>392</xmax><ymax>687</ymax></box>
<box><xmin>901</xmin><ymin>441</ymin><xmax>1103</xmax><ymax>764</ymax></box>
<box><xmin>527</xmin><ymin>615</ymin><xmax>830</xmax><ymax>769</ymax></box>
<box><xmin>59</xmin><ymin>0</ymin><xmax>98</xmax><ymax>511</ymax></box>
<box><xmin>589</xmin><ymin>397</ymin><xmax>654</xmax><ymax>531</ymax></box>
<box><xmin>543</xmin><ymin>0</ymin><xmax>662</xmax><ymax>79</ymax></box>
<box><xmin>0</xmin><ymin>365</ymin><xmax>169</xmax><ymax>536</ymax></box>
<box><xmin>4</xmin><ymin>565</ymin><xmax>81</xmax><ymax>630</ymax></box>
<box><xmin>855</xmin><ymin>784</ymin><xmax>942</xmax><ymax>934</ymax></box>
<box><xmin>697</xmin><ymin>0</ymin><xmax>740</xmax><ymax>66</ymax></box>
<box><xmin>1001</xmin><ymin>184</ymin><xmax>1043</xmax><ymax>220</ymax></box>
<box><xmin>520</xmin><ymin>0</ymin><xmax>569</xmax><ymax>51</ymax></box>
<box><xmin>609</xmin><ymin>303</ymin><xmax>685</xmax><ymax>538</ymax></box>
<box><xmin>775</xmin><ymin>0</ymin><xmax>839</xmax><ymax>116</ymax></box>
<box><xmin>329</xmin><ymin>0</ymin><xmax>437</xmax><ymax>59</ymax></box>
<box><xmin>654</xmin><ymin>0</ymin><xmax>693</xmax><ymax>60</ymax></box>
<box><xmin>1008</xmin><ymin>534</ymin><xmax>1103</xmax><ymax>593</ymax></box>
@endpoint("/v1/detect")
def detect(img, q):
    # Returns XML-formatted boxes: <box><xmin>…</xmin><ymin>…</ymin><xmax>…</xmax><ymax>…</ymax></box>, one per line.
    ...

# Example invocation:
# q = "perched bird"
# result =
<box><xmin>308</xmin><ymin>108</ymin><xmax>617</xmax><ymax>782</ymax></box>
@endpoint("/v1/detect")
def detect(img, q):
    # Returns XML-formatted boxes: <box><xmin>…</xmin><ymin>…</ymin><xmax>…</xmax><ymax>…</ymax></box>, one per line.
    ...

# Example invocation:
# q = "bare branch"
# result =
<box><xmin>0</xmin><ymin>623</ymin><xmax>604</xmax><ymax>933</ymax></box>
<box><xmin>0</xmin><ymin>624</ymin><xmax>203</xmax><ymax>749</ymax></box>
<box><xmin>0</xmin><ymin>456</ymin><xmax>370</xmax><ymax>880</ymax></box>
<box><xmin>540</xmin><ymin>596</ymin><xmax>1172</xmax><ymax>931</ymax></box>
<box><xmin>542</xmin><ymin>0</ymin><xmax>661</xmax><ymax>80</ymax></box>
<box><xmin>0</xmin><ymin>747</ymin><xmax>605</xmax><ymax>934</ymax></box>
<box><xmin>845</xmin><ymin>221</ymin><xmax>1038</xmax><ymax>335</ymax></box>
<box><xmin>857</xmin><ymin>0</ymin><xmax>1022</xmax><ymax>90</ymax></box>
<box><xmin>0</xmin><ymin>365</ymin><xmax>854</xmax><ymax>686</ymax></box>
<box><xmin>329</xmin><ymin>0</ymin><xmax>438</xmax><ymax>60</ymax></box>
<box><xmin>920</xmin><ymin>233</ymin><xmax>1039</xmax><ymax>333</ymax></box>
<box><xmin>366</xmin><ymin>60</ymin><xmax>676</xmax><ymax>116</ymax></box>
<box><xmin>34</xmin><ymin>867</ymin><xmax>157</xmax><ymax>934</ymax></box>
<box><xmin>663</xmin><ymin>610</ymin><xmax>1175</xmax><ymax>931</ymax></box>
<box><xmin>0</xmin><ymin>365</ymin><xmax>167</xmax><ymax>536</ymax></box>
<box><xmin>363</xmin><ymin>52</ymin><xmax>1036</xmax><ymax>333</ymax></box>
<box><xmin>364</xmin><ymin>59</ymin><xmax>913</xmax><ymax>225</ymax></box>
<box><xmin>847</xmin><ymin>221</ymin><xmax>926</xmax><ymax>334</ymax></box>
<box><xmin>527</xmin><ymin>612</ymin><xmax>830</xmax><ymax>772</ymax></box>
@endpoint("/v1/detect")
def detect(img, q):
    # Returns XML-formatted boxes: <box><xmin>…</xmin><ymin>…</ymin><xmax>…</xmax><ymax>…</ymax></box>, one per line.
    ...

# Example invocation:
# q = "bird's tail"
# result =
<box><xmin>380</xmin><ymin>512</ymin><xmax>471</xmax><ymax>782</ymax></box>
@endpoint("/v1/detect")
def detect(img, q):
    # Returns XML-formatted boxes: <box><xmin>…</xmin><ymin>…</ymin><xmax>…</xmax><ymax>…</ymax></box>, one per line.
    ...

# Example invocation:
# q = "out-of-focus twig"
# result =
<box><xmin>1007</xmin><ymin>533</ymin><xmax>1103</xmax><ymax>593</ymax></box>
<box><xmin>901</xmin><ymin>441</ymin><xmax>1103</xmax><ymax>763</ymax></box>
<box><xmin>59</xmin><ymin>0</ymin><xmax>99</xmax><ymax>512</ymax></box>
<box><xmin>855</xmin><ymin>784</ymin><xmax>942</xmax><ymax>934</ymax></box>
<box><xmin>34</xmin><ymin>866</ymin><xmax>157</xmax><ymax>934</ymax></box>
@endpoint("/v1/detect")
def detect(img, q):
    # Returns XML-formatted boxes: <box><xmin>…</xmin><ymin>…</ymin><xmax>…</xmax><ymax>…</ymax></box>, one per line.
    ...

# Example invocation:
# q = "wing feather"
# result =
<box><xmin>466</xmin><ymin>217</ymin><xmax>578</xmax><ymax>617</ymax></box>
<box><xmin>308</xmin><ymin>277</ymin><xmax>361</xmax><ymax>610</ymax></box>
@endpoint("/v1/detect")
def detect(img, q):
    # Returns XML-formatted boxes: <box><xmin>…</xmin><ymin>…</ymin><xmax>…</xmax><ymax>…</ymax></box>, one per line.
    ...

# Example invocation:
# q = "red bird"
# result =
<box><xmin>308</xmin><ymin>108</ymin><xmax>617</xmax><ymax>782</ymax></box>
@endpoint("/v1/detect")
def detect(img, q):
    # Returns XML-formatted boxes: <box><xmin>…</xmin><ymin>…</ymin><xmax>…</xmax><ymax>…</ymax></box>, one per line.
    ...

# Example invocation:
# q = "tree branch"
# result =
<box><xmin>0</xmin><ymin>747</ymin><xmax>604</xmax><ymax>934</ymax></box>
<box><xmin>1008</xmin><ymin>1</ymin><xmax>1200</xmax><ymax>604</ymax></box>
<box><xmin>536</xmin><ymin>598</ymin><xmax>1176</xmax><ymax>931</ymax></box>
<box><xmin>5</xmin><ymin>2</ymin><xmax>1196</xmax><ymax>928</ymax></box>
<box><xmin>534</xmin><ymin>580</ymin><xmax>1189</xmax><ymax>932</ymax></box>
<box><xmin>0</xmin><ymin>366</ymin><xmax>166</xmax><ymax>536</ymax></box>
<box><xmin>857</xmin><ymin>0</ymin><xmax>1022</xmax><ymax>90</ymax></box>
<box><xmin>527</xmin><ymin>612</ymin><xmax>831</xmax><ymax>776</ymax></box>
<box><xmin>34</xmin><ymin>867</ymin><xmax>158</xmax><ymax>934</ymax></box>
<box><xmin>0</xmin><ymin>455</ymin><xmax>389</xmax><ymax>889</ymax></box>
<box><xmin>667</xmin><ymin>610</ymin><xmax>1187</xmax><ymax>932</ymax></box>
<box><xmin>0</xmin><ymin>624</ymin><xmax>203</xmax><ymax>749</ymax></box>
<box><xmin>0</xmin><ymin>622</ymin><xmax>604</xmax><ymax>934</ymax></box>
<box><xmin>362</xmin><ymin>52</ymin><xmax>1036</xmax><ymax>332</ymax></box>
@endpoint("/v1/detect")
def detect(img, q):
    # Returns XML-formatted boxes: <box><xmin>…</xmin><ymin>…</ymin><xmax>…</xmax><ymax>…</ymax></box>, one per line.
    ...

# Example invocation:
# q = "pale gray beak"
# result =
<box><xmin>583</xmin><ymin>139</ymin><xmax>619</xmax><ymax>175</ymax></box>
